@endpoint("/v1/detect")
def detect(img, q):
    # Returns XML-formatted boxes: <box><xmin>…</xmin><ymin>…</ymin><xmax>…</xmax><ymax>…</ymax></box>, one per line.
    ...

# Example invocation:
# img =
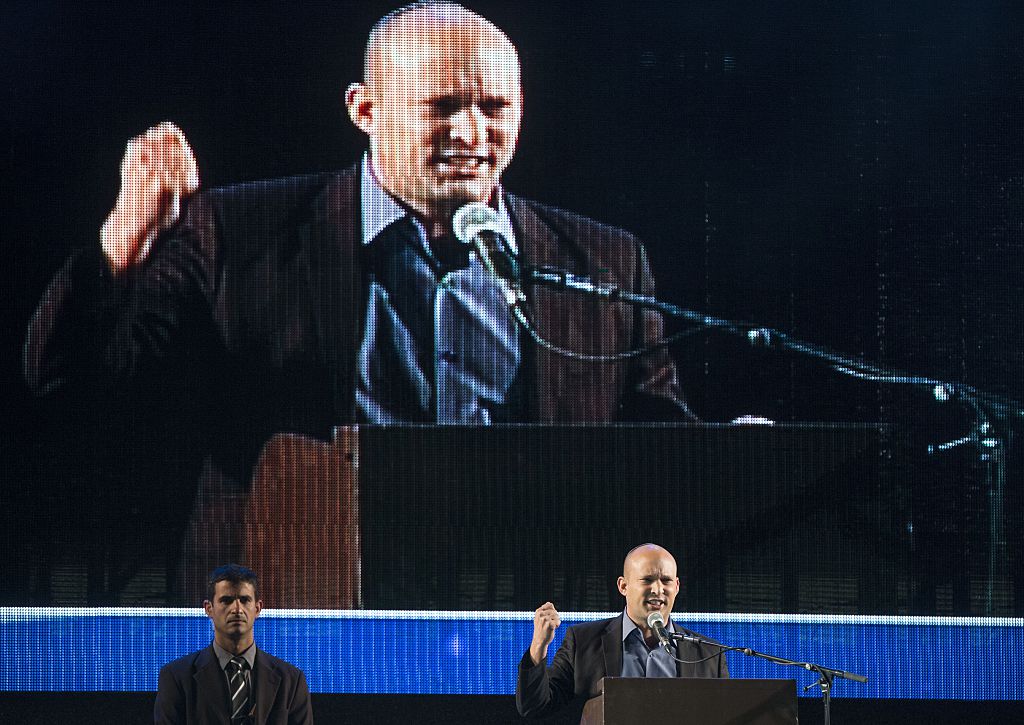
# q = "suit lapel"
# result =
<box><xmin>193</xmin><ymin>646</ymin><xmax>230</xmax><ymax>725</ymax></box>
<box><xmin>673</xmin><ymin>624</ymin><xmax>707</xmax><ymax>677</ymax></box>
<box><xmin>506</xmin><ymin>195</ymin><xmax>580</xmax><ymax>422</ymax></box>
<box><xmin>298</xmin><ymin>167</ymin><xmax>363</xmax><ymax>421</ymax></box>
<box><xmin>601</xmin><ymin>615</ymin><xmax>624</xmax><ymax>679</ymax></box>
<box><xmin>674</xmin><ymin>622</ymin><xmax>687</xmax><ymax>677</ymax></box>
<box><xmin>253</xmin><ymin>649</ymin><xmax>282</xmax><ymax>725</ymax></box>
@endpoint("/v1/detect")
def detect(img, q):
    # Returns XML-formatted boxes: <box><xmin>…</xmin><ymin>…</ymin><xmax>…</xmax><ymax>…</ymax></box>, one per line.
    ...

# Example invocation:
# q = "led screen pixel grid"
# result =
<box><xmin>7</xmin><ymin>2</ymin><xmax>1022</xmax><ymax>614</ymax></box>
<box><xmin>4</xmin><ymin>3</ymin><xmax>1024</xmax><ymax>714</ymax></box>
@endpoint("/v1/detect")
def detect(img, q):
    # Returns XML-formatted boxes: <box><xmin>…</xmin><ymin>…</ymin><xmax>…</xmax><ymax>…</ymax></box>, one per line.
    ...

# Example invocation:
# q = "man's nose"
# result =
<box><xmin>449</xmin><ymin>106</ymin><xmax>485</xmax><ymax>146</ymax></box>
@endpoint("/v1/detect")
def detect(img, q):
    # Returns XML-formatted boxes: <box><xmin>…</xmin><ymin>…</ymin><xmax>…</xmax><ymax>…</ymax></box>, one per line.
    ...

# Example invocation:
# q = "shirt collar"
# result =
<box><xmin>621</xmin><ymin>609</ymin><xmax>675</xmax><ymax>642</ymax></box>
<box><xmin>212</xmin><ymin>640</ymin><xmax>257</xmax><ymax>670</ymax></box>
<box><xmin>359</xmin><ymin>154</ymin><xmax>518</xmax><ymax>255</ymax></box>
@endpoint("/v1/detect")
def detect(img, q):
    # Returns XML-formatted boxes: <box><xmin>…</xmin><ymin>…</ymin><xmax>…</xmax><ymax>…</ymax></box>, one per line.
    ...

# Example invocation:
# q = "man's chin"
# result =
<box><xmin>432</xmin><ymin>179</ymin><xmax>498</xmax><ymax>206</ymax></box>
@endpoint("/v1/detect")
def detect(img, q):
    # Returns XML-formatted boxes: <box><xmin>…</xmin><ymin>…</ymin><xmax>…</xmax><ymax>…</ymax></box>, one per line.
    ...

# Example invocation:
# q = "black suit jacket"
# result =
<box><xmin>154</xmin><ymin>645</ymin><xmax>312</xmax><ymax>725</ymax></box>
<box><xmin>25</xmin><ymin>164</ymin><xmax>695</xmax><ymax>596</ymax></box>
<box><xmin>516</xmin><ymin>614</ymin><xmax>729</xmax><ymax>719</ymax></box>
<box><xmin>27</xmin><ymin>164</ymin><xmax>692</xmax><ymax>424</ymax></box>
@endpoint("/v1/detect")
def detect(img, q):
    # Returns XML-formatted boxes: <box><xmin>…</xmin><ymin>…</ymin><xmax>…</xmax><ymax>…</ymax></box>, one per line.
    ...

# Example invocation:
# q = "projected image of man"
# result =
<box><xmin>25</xmin><ymin>1</ymin><xmax>696</xmax><ymax>601</ymax></box>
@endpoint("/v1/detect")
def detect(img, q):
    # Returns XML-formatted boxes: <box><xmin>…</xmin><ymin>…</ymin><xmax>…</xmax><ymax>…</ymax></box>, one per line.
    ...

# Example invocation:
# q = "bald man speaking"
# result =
<box><xmin>25</xmin><ymin>3</ymin><xmax>695</xmax><ymax>596</ymax></box>
<box><xmin>517</xmin><ymin>544</ymin><xmax>729</xmax><ymax>719</ymax></box>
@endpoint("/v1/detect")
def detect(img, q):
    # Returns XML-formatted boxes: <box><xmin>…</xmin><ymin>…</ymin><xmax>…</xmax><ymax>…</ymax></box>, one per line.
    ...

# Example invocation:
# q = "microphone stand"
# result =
<box><xmin>668</xmin><ymin>632</ymin><xmax>867</xmax><ymax>725</ymax></box>
<box><xmin>526</xmin><ymin>266</ymin><xmax>1024</xmax><ymax>614</ymax></box>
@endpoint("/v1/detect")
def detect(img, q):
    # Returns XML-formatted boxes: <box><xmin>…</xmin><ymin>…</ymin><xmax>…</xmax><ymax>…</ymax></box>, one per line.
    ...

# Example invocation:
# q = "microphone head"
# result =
<box><xmin>646</xmin><ymin>611</ymin><xmax>666</xmax><ymax>629</ymax></box>
<box><xmin>452</xmin><ymin>202</ymin><xmax>500</xmax><ymax>245</ymax></box>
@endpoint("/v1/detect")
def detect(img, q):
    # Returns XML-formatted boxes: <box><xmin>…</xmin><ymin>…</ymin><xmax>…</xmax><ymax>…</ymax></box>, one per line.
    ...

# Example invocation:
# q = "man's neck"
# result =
<box><xmin>417</xmin><ymin>213</ymin><xmax>450</xmax><ymax>241</ymax></box>
<box><xmin>214</xmin><ymin>635</ymin><xmax>254</xmax><ymax>656</ymax></box>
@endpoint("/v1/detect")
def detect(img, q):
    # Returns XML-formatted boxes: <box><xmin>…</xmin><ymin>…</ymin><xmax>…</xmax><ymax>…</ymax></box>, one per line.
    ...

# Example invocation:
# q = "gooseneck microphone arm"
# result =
<box><xmin>667</xmin><ymin>630</ymin><xmax>866</xmax><ymax>725</ymax></box>
<box><xmin>527</xmin><ymin>265</ymin><xmax>751</xmax><ymax>336</ymax></box>
<box><xmin>525</xmin><ymin>264</ymin><xmax>1024</xmax><ymax>422</ymax></box>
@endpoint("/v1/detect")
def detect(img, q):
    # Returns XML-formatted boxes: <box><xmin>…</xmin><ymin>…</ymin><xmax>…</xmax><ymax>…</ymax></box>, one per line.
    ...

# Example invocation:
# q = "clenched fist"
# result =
<box><xmin>100</xmin><ymin>121</ymin><xmax>200</xmax><ymax>273</ymax></box>
<box><xmin>529</xmin><ymin>601</ymin><xmax>561</xmax><ymax>666</ymax></box>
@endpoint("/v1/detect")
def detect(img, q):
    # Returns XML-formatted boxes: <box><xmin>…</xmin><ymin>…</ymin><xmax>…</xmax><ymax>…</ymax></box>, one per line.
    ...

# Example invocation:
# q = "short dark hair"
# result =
<box><xmin>206</xmin><ymin>564</ymin><xmax>259</xmax><ymax>603</ymax></box>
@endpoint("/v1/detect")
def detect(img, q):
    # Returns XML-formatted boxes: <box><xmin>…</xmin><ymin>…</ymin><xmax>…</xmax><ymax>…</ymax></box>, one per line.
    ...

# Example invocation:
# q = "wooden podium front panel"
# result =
<box><xmin>244</xmin><ymin>429</ymin><xmax>360</xmax><ymax>608</ymax></box>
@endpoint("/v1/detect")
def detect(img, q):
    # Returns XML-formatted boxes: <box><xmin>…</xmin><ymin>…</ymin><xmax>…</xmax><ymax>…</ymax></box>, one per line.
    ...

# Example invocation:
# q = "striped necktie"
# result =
<box><xmin>225</xmin><ymin>656</ymin><xmax>252</xmax><ymax>723</ymax></box>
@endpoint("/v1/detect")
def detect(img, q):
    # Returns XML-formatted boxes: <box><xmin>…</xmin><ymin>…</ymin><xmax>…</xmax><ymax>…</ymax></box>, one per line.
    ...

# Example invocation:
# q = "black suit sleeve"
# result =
<box><xmin>515</xmin><ymin>627</ymin><xmax>580</xmax><ymax>719</ymax></box>
<box><xmin>24</xmin><ymin>194</ymin><xmax>218</xmax><ymax>401</ymax></box>
<box><xmin>153</xmin><ymin>663</ymin><xmax>186</xmax><ymax>725</ymax></box>
<box><xmin>618</xmin><ymin>240</ymin><xmax>699</xmax><ymax>422</ymax></box>
<box><xmin>287</xmin><ymin>668</ymin><xmax>314</xmax><ymax>725</ymax></box>
<box><xmin>715</xmin><ymin>646</ymin><xmax>730</xmax><ymax>678</ymax></box>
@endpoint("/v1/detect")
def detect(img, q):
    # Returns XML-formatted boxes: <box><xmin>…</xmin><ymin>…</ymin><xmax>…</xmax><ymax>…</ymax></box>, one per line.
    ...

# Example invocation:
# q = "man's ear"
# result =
<box><xmin>253</xmin><ymin>599</ymin><xmax>263</xmax><ymax>619</ymax></box>
<box><xmin>203</xmin><ymin>600</ymin><xmax>213</xmax><ymax>618</ymax></box>
<box><xmin>616</xmin><ymin>576</ymin><xmax>627</xmax><ymax>596</ymax></box>
<box><xmin>345</xmin><ymin>82</ymin><xmax>374</xmax><ymax>134</ymax></box>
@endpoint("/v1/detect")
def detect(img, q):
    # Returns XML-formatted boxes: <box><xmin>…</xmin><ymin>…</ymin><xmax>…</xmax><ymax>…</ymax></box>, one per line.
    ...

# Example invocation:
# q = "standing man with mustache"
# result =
<box><xmin>25</xmin><ymin>1</ymin><xmax>696</xmax><ymax>601</ymax></box>
<box><xmin>154</xmin><ymin>564</ymin><xmax>312</xmax><ymax>724</ymax></box>
<box><xmin>517</xmin><ymin>544</ymin><xmax>729</xmax><ymax>719</ymax></box>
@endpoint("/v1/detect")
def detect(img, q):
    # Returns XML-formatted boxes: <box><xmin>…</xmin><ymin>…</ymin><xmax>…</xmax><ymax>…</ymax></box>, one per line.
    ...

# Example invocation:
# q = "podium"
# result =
<box><xmin>581</xmin><ymin>678</ymin><xmax>797</xmax><ymax>725</ymax></box>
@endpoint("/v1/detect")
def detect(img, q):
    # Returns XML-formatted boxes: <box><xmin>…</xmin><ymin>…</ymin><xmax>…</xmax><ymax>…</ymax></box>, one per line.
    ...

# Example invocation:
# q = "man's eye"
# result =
<box><xmin>431</xmin><ymin>97</ymin><xmax>461</xmax><ymax>115</ymax></box>
<box><xmin>480</xmin><ymin>99</ymin><xmax>509</xmax><ymax>116</ymax></box>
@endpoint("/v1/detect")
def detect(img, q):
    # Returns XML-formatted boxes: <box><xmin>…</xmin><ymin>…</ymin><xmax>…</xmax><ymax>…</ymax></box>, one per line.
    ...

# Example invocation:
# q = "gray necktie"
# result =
<box><xmin>225</xmin><ymin>656</ymin><xmax>252</xmax><ymax>723</ymax></box>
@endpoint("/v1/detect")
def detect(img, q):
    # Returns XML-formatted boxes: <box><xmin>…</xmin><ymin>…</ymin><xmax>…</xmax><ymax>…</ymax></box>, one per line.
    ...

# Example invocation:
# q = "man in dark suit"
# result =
<box><xmin>516</xmin><ymin>544</ymin><xmax>729</xmax><ymax>719</ymax></box>
<box><xmin>24</xmin><ymin>2</ymin><xmax>695</xmax><ymax>600</ymax></box>
<box><xmin>155</xmin><ymin>564</ymin><xmax>312</xmax><ymax>724</ymax></box>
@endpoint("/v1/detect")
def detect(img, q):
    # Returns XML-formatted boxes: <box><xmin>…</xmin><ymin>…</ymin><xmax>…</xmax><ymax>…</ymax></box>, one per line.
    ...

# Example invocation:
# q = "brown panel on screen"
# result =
<box><xmin>244</xmin><ymin>429</ymin><xmax>360</xmax><ymax>608</ymax></box>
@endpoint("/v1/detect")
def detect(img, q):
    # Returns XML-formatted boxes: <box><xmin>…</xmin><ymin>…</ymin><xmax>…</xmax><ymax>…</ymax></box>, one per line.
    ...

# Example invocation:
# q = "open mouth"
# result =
<box><xmin>434</xmin><ymin>152</ymin><xmax>491</xmax><ymax>174</ymax></box>
<box><xmin>645</xmin><ymin>598</ymin><xmax>666</xmax><ymax>609</ymax></box>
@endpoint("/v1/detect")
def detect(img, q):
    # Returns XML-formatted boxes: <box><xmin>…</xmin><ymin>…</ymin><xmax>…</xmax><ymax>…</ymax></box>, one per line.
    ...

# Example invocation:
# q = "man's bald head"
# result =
<box><xmin>363</xmin><ymin>2</ymin><xmax>520</xmax><ymax>92</ymax></box>
<box><xmin>618</xmin><ymin>544</ymin><xmax>681</xmax><ymax>629</ymax></box>
<box><xmin>623</xmin><ymin>543</ymin><xmax>678</xmax><ymax>577</ymax></box>
<box><xmin>346</xmin><ymin>1</ymin><xmax>523</xmax><ymax>231</ymax></box>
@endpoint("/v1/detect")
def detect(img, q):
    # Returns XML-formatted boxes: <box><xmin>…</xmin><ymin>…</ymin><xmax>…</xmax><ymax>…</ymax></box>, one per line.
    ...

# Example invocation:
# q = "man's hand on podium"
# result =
<box><xmin>529</xmin><ymin>601</ymin><xmax>561</xmax><ymax>666</ymax></box>
<box><xmin>100</xmin><ymin>121</ymin><xmax>200</xmax><ymax>274</ymax></box>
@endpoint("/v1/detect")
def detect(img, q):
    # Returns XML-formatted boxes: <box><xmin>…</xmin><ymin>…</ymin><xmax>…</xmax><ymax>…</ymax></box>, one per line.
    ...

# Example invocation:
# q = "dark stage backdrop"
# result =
<box><xmin>2</xmin><ymin>1</ymin><xmax>1023</xmax><ymax>618</ymax></box>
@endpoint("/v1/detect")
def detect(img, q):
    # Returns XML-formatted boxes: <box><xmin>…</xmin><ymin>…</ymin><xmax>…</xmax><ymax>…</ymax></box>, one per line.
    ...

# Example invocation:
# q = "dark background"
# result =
<box><xmin>2</xmin><ymin>1</ymin><xmax>1024</xmax><ymax>613</ymax></box>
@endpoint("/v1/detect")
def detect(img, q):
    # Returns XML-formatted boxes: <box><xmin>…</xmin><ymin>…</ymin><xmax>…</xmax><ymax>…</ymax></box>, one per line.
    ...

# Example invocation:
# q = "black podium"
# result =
<box><xmin>581</xmin><ymin>678</ymin><xmax>797</xmax><ymax>725</ymax></box>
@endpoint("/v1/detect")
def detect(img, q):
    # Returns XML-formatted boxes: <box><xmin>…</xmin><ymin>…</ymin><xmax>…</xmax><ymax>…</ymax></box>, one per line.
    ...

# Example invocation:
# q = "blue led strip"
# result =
<box><xmin>1</xmin><ymin>609</ymin><xmax>1021</xmax><ymax>699</ymax></box>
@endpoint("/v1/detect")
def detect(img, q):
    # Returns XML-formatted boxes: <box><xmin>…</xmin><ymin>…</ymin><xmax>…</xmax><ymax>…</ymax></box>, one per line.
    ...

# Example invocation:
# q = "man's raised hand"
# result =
<box><xmin>529</xmin><ymin>601</ymin><xmax>561</xmax><ymax>666</ymax></box>
<box><xmin>100</xmin><ymin>121</ymin><xmax>199</xmax><ymax>273</ymax></box>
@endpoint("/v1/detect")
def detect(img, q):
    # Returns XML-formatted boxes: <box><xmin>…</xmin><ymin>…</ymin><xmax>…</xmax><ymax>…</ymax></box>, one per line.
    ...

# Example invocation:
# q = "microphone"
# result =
<box><xmin>646</xmin><ymin>611</ymin><xmax>673</xmax><ymax>653</ymax></box>
<box><xmin>452</xmin><ymin>202</ymin><xmax>530</xmax><ymax>323</ymax></box>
